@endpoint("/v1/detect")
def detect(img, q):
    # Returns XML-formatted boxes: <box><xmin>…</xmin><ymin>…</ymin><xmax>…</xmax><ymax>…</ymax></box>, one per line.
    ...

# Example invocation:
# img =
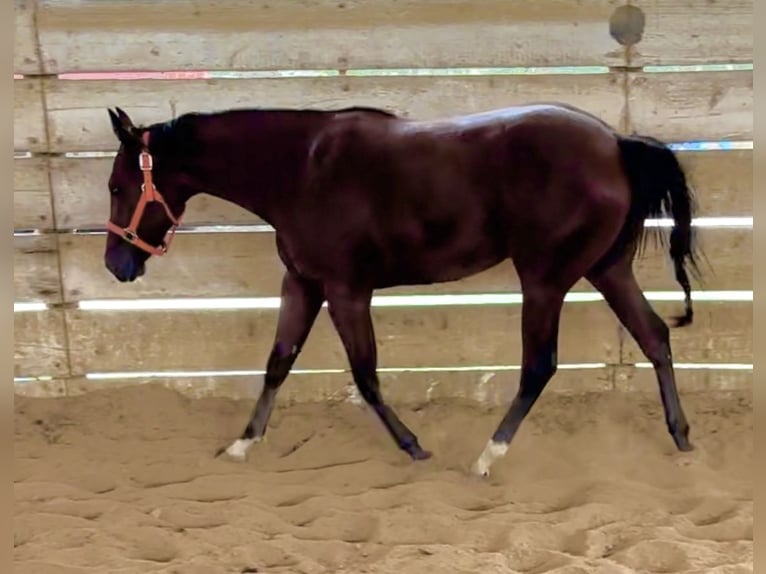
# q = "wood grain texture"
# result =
<box><xmin>13</xmin><ymin>379</ymin><xmax>68</xmax><ymax>398</ymax></box>
<box><xmin>630</xmin><ymin>0</ymin><xmax>753</xmax><ymax>66</ymax></box>
<box><xmin>14</xmin><ymin>0</ymin><xmax>40</xmax><ymax>74</ymax></box>
<box><xmin>64</xmin><ymin>303</ymin><xmax>621</xmax><ymax>374</ymax></box>
<box><xmin>620</xmin><ymin>302</ymin><xmax>752</xmax><ymax>364</ymax></box>
<box><xmin>41</xmin><ymin>150</ymin><xmax>751</xmax><ymax>231</ymax></box>
<box><xmin>61</xmin><ymin>368</ymin><xmax>616</xmax><ymax>403</ymax></box>
<box><xmin>14</xmin><ymin>310</ymin><xmax>69</xmax><ymax>378</ymax></box>
<box><xmin>39</xmin><ymin>73</ymin><xmax>625</xmax><ymax>152</ymax></box>
<box><xmin>16</xmin><ymin>367</ymin><xmax>749</xmax><ymax>400</ymax></box>
<box><xmin>48</xmin><ymin>156</ymin><xmax>263</xmax><ymax>229</ymax></box>
<box><xmin>633</xmin><ymin>227</ymin><xmax>751</xmax><ymax>292</ymax></box>
<box><xmin>628</xmin><ymin>70</ymin><xmax>753</xmax><ymax>141</ymax></box>
<box><xmin>679</xmin><ymin>150</ymin><xmax>752</xmax><ymax>216</ymax></box>
<box><xmin>614</xmin><ymin>366</ymin><xmax>751</xmax><ymax>393</ymax></box>
<box><xmin>14</xmin><ymin>157</ymin><xmax>53</xmax><ymax>229</ymax></box>
<box><xmin>14</xmin><ymin>234</ymin><xmax>62</xmax><ymax>303</ymax></box>
<box><xmin>56</xmin><ymin>227</ymin><xmax>751</xmax><ymax>302</ymax></box>
<box><xmin>58</xmin><ymin>366</ymin><xmax>746</xmax><ymax>402</ymax></box>
<box><xmin>34</xmin><ymin>0</ymin><xmax>625</xmax><ymax>73</ymax></box>
<box><xmin>58</xmin><ymin>232</ymin><xmax>285</xmax><ymax>300</ymax></box>
<box><xmin>14</xmin><ymin>78</ymin><xmax>46</xmax><ymax>152</ymax></box>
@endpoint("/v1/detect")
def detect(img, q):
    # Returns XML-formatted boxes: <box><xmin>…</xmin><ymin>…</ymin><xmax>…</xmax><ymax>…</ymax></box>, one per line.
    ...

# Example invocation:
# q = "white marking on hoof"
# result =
<box><xmin>224</xmin><ymin>437</ymin><xmax>259</xmax><ymax>461</ymax></box>
<box><xmin>472</xmin><ymin>439</ymin><xmax>509</xmax><ymax>477</ymax></box>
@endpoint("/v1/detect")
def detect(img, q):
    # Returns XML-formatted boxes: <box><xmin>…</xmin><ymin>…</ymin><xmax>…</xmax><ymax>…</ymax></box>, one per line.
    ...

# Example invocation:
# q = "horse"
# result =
<box><xmin>104</xmin><ymin>102</ymin><xmax>701</xmax><ymax>477</ymax></box>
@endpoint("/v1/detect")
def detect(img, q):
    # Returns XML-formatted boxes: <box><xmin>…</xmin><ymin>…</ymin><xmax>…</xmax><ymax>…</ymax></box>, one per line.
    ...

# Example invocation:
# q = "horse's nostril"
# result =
<box><xmin>105</xmin><ymin>254</ymin><xmax>138</xmax><ymax>282</ymax></box>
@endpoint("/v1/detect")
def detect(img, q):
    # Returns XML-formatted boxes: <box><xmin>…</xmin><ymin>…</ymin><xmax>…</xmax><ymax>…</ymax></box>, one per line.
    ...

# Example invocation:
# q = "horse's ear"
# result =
<box><xmin>114</xmin><ymin>107</ymin><xmax>133</xmax><ymax>126</ymax></box>
<box><xmin>107</xmin><ymin>107</ymin><xmax>141</xmax><ymax>146</ymax></box>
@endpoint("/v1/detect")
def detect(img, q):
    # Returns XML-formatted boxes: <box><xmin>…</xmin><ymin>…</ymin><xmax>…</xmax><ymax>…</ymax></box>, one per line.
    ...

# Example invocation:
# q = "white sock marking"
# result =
<box><xmin>224</xmin><ymin>437</ymin><xmax>260</xmax><ymax>460</ymax></box>
<box><xmin>472</xmin><ymin>439</ymin><xmax>509</xmax><ymax>477</ymax></box>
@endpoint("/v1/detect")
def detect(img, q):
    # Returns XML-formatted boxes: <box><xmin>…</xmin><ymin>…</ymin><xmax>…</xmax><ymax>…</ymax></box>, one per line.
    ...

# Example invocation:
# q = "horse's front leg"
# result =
<box><xmin>218</xmin><ymin>271</ymin><xmax>324</xmax><ymax>461</ymax></box>
<box><xmin>473</xmin><ymin>284</ymin><xmax>566</xmax><ymax>477</ymax></box>
<box><xmin>325</xmin><ymin>286</ymin><xmax>432</xmax><ymax>461</ymax></box>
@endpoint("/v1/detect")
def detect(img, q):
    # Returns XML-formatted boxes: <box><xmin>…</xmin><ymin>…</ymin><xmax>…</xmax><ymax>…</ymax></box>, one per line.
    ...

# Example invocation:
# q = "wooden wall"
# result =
<box><xmin>13</xmin><ymin>0</ymin><xmax>753</xmax><ymax>402</ymax></box>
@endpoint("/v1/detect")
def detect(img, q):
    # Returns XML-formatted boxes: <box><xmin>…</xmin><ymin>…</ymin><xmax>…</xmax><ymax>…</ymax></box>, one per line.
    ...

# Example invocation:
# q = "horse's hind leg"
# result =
<box><xmin>473</xmin><ymin>282</ymin><xmax>566</xmax><ymax>477</ymax></box>
<box><xmin>219</xmin><ymin>271</ymin><xmax>324</xmax><ymax>460</ymax></box>
<box><xmin>587</xmin><ymin>260</ymin><xmax>693</xmax><ymax>452</ymax></box>
<box><xmin>325</xmin><ymin>286</ymin><xmax>431</xmax><ymax>461</ymax></box>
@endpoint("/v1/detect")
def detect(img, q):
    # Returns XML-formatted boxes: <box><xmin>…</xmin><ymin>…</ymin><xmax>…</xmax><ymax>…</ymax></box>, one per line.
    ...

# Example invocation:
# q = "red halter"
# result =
<box><xmin>106</xmin><ymin>132</ymin><xmax>181</xmax><ymax>256</ymax></box>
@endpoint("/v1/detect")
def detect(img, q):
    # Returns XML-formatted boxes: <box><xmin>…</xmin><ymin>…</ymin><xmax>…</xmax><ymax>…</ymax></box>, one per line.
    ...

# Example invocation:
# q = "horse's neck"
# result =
<box><xmin>188</xmin><ymin>111</ymin><xmax>326</xmax><ymax>226</ymax></box>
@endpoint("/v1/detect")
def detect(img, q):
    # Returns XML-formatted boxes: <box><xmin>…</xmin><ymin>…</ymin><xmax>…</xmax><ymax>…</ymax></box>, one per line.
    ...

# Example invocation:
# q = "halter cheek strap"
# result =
<box><xmin>106</xmin><ymin>131</ymin><xmax>182</xmax><ymax>256</ymax></box>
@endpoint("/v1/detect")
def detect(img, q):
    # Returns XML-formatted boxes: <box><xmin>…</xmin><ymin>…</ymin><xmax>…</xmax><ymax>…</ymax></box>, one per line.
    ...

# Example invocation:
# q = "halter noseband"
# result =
<box><xmin>106</xmin><ymin>131</ymin><xmax>181</xmax><ymax>256</ymax></box>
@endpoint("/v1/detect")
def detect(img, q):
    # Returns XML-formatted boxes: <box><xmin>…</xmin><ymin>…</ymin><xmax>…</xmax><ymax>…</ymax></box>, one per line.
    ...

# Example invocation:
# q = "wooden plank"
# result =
<box><xmin>13</xmin><ymin>379</ymin><xmax>68</xmax><ymax>398</ymax></box>
<box><xmin>621</xmin><ymin>302</ymin><xmax>752</xmax><ymax>364</ymax></box>
<box><xmin>14</xmin><ymin>234</ymin><xmax>62</xmax><ymax>303</ymax></box>
<box><xmin>47</xmin><ymin>149</ymin><xmax>752</xmax><ymax>231</ymax></box>
<box><xmin>615</xmin><ymin>366</ymin><xmax>751</xmax><ymax>393</ymax></box>
<box><xmin>49</xmin><ymin>156</ymin><xmax>263</xmax><ymax>229</ymax></box>
<box><xmin>57</xmin><ymin>228</ymin><xmax>752</xmax><ymax>302</ymax></box>
<box><xmin>35</xmin><ymin>0</ymin><xmax>626</xmax><ymax>73</ymax></box>
<box><xmin>14</xmin><ymin>157</ymin><xmax>53</xmax><ymax>229</ymax></box>
<box><xmin>40</xmin><ymin>73</ymin><xmax>625</xmax><ymax>152</ymax></box>
<box><xmin>679</xmin><ymin>150</ymin><xmax>752</xmax><ymax>216</ymax></box>
<box><xmin>630</xmin><ymin>0</ymin><xmax>752</xmax><ymax>66</ymax></box>
<box><xmin>29</xmin><ymin>367</ymin><xmax>747</xmax><ymax>401</ymax></box>
<box><xmin>58</xmin><ymin>232</ymin><xmax>285</xmax><ymax>300</ymax></box>
<box><xmin>64</xmin><ymin>302</ymin><xmax>622</xmax><ymax>374</ymax></box>
<box><xmin>62</xmin><ymin>368</ymin><xmax>616</xmax><ymax>403</ymax></box>
<box><xmin>633</xmin><ymin>228</ymin><xmax>751</xmax><ymax>291</ymax></box>
<box><xmin>14</xmin><ymin>78</ymin><xmax>46</xmax><ymax>152</ymax></box>
<box><xmin>14</xmin><ymin>0</ymin><xmax>41</xmax><ymax>74</ymax></box>
<box><xmin>14</xmin><ymin>310</ymin><xmax>69</xmax><ymax>378</ymax></box>
<box><xmin>628</xmin><ymin>70</ymin><xmax>753</xmax><ymax>141</ymax></box>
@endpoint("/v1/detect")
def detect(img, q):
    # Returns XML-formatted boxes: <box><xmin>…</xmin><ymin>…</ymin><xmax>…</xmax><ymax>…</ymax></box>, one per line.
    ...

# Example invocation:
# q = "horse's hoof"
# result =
<box><xmin>215</xmin><ymin>437</ymin><xmax>258</xmax><ymax>462</ymax></box>
<box><xmin>471</xmin><ymin>461</ymin><xmax>491</xmax><ymax>478</ymax></box>
<box><xmin>214</xmin><ymin>446</ymin><xmax>247</xmax><ymax>462</ymax></box>
<box><xmin>411</xmin><ymin>448</ymin><xmax>433</xmax><ymax>461</ymax></box>
<box><xmin>677</xmin><ymin>439</ymin><xmax>695</xmax><ymax>452</ymax></box>
<box><xmin>674</xmin><ymin>430</ymin><xmax>694</xmax><ymax>452</ymax></box>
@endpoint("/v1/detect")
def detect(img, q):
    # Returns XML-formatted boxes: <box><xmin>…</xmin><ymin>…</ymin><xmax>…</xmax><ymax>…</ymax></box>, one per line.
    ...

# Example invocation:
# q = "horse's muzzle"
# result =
<box><xmin>106</xmin><ymin>255</ymin><xmax>146</xmax><ymax>283</ymax></box>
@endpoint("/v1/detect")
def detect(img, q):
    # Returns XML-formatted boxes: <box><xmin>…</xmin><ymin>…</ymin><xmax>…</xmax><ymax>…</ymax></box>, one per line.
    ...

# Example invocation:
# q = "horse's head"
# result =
<box><xmin>104</xmin><ymin>107</ymin><xmax>186</xmax><ymax>282</ymax></box>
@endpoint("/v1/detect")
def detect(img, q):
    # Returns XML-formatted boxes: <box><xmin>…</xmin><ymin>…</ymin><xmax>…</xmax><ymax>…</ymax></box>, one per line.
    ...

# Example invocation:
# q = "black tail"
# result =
<box><xmin>617</xmin><ymin>134</ymin><xmax>703</xmax><ymax>328</ymax></box>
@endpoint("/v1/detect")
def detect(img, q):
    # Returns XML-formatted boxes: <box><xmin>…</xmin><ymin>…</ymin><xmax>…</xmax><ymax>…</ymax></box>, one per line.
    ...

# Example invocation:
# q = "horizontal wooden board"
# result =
<box><xmin>678</xmin><ymin>150</ymin><xmax>752</xmax><ymax>216</ymax></box>
<box><xmin>20</xmin><ymin>72</ymin><xmax>753</xmax><ymax>156</ymax></box>
<box><xmin>14</xmin><ymin>234</ymin><xmax>62</xmax><ymax>303</ymax></box>
<box><xmin>55</xmin><ymin>366</ymin><xmax>748</xmax><ymax>402</ymax></box>
<box><xmin>632</xmin><ymin>227</ymin><xmax>751</xmax><ymax>291</ymax></box>
<box><xmin>16</xmin><ymin>366</ymin><xmax>749</xmax><ymax>400</ymax></box>
<box><xmin>55</xmin><ymin>227</ymin><xmax>751</xmax><ymax>302</ymax></box>
<box><xmin>32</xmin><ymin>0</ymin><xmax>626</xmax><ymax>74</ymax></box>
<box><xmin>47</xmin><ymin>156</ymin><xmax>263</xmax><ymax>229</ymax></box>
<box><xmin>614</xmin><ymin>366</ymin><xmax>751</xmax><ymax>393</ymax></box>
<box><xmin>14</xmin><ymin>310</ymin><xmax>69</xmax><ymax>378</ymax></box>
<box><xmin>64</xmin><ymin>302</ymin><xmax>621</xmax><ymax>374</ymax></box>
<box><xmin>37</xmin><ymin>73</ymin><xmax>625</xmax><ymax>152</ymax></box>
<box><xmin>14</xmin><ymin>157</ymin><xmax>53</xmax><ymax>229</ymax></box>
<box><xmin>60</xmin><ymin>368</ymin><xmax>616</xmax><ymax>403</ymax></box>
<box><xmin>58</xmin><ymin>232</ymin><xmax>286</xmax><ymax>300</ymax></box>
<box><xmin>630</xmin><ymin>0</ymin><xmax>753</xmax><ymax>66</ymax></box>
<box><xmin>13</xmin><ymin>379</ymin><xmax>67</xmax><ymax>398</ymax></box>
<box><xmin>39</xmin><ymin>149</ymin><xmax>752</xmax><ymax>231</ymax></box>
<box><xmin>14</xmin><ymin>0</ymin><xmax>40</xmax><ymax>74</ymax></box>
<box><xmin>14</xmin><ymin>79</ymin><xmax>46</xmax><ymax>152</ymax></box>
<box><xmin>620</xmin><ymin>301</ymin><xmax>752</xmax><ymax>364</ymax></box>
<box><xmin>628</xmin><ymin>70</ymin><xmax>753</xmax><ymax>141</ymax></box>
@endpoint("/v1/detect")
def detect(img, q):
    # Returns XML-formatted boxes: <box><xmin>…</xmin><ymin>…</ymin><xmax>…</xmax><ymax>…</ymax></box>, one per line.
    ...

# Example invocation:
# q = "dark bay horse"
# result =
<box><xmin>104</xmin><ymin>102</ymin><xmax>700</xmax><ymax>477</ymax></box>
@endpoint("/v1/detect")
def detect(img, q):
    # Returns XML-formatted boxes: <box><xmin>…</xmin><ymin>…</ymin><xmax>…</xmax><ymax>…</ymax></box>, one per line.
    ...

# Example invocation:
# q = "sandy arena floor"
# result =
<box><xmin>14</xmin><ymin>384</ymin><xmax>752</xmax><ymax>574</ymax></box>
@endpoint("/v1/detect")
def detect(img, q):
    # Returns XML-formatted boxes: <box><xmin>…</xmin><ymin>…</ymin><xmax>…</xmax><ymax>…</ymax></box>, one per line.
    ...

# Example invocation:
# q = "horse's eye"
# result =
<box><xmin>110</xmin><ymin>187</ymin><xmax>119</xmax><ymax>195</ymax></box>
